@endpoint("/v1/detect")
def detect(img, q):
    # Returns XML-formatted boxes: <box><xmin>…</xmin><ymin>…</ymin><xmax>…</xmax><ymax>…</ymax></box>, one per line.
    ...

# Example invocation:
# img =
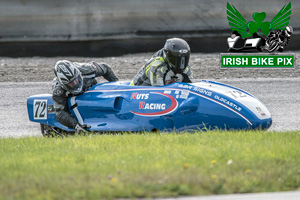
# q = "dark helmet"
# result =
<box><xmin>284</xmin><ymin>26</ymin><xmax>293</xmax><ymax>37</ymax></box>
<box><xmin>163</xmin><ymin>38</ymin><xmax>191</xmax><ymax>72</ymax></box>
<box><xmin>54</xmin><ymin>60</ymin><xmax>83</xmax><ymax>95</ymax></box>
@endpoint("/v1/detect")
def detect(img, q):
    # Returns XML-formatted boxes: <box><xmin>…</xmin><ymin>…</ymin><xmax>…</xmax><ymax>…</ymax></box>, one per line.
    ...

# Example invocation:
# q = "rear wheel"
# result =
<box><xmin>267</xmin><ymin>40</ymin><xmax>279</xmax><ymax>52</ymax></box>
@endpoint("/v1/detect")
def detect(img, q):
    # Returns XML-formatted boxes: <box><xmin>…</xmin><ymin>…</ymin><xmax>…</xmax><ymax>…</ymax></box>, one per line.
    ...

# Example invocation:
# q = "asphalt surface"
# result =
<box><xmin>0</xmin><ymin>52</ymin><xmax>299</xmax><ymax>82</ymax></box>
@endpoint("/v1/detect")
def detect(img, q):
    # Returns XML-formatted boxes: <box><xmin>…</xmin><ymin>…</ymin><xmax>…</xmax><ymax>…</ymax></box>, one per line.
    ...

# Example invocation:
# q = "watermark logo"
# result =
<box><xmin>221</xmin><ymin>53</ymin><xmax>294</xmax><ymax>68</ymax></box>
<box><xmin>222</xmin><ymin>2</ymin><xmax>295</xmax><ymax>68</ymax></box>
<box><xmin>227</xmin><ymin>2</ymin><xmax>291</xmax><ymax>38</ymax></box>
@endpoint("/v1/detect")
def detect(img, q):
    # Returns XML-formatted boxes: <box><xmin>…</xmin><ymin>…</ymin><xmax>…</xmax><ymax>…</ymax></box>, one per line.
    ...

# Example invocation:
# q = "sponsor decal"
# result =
<box><xmin>180</xmin><ymin>90</ymin><xmax>189</xmax><ymax>99</ymax></box>
<box><xmin>175</xmin><ymin>90</ymin><xmax>189</xmax><ymax>99</ymax></box>
<box><xmin>256</xmin><ymin>107</ymin><xmax>266</xmax><ymax>116</ymax></box>
<box><xmin>166</xmin><ymin>90</ymin><xmax>189</xmax><ymax>99</ymax></box>
<box><xmin>130</xmin><ymin>92</ymin><xmax>178</xmax><ymax>117</ymax></box>
<box><xmin>192</xmin><ymin>86</ymin><xmax>212</xmax><ymax>96</ymax></box>
<box><xmin>47</xmin><ymin>105</ymin><xmax>55</xmax><ymax>113</ymax></box>
<box><xmin>178</xmin><ymin>84</ymin><xmax>193</xmax><ymax>90</ymax></box>
<box><xmin>214</xmin><ymin>95</ymin><xmax>242</xmax><ymax>111</ymax></box>
<box><xmin>176</xmin><ymin>84</ymin><xmax>213</xmax><ymax>97</ymax></box>
<box><xmin>139</xmin><ymin>102</ymin><xmax>166</xmax><ymax>110</ymax></box>
<box><xmin>130</xmin><ymin>92</ymin><xmax>149</xmax><ymax>100</ymax></box>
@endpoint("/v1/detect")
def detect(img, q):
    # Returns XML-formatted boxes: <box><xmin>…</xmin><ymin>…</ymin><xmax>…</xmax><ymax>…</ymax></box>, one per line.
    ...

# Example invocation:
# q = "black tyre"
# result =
<box><xmin>40</xmin><ymin>124</ymin><xmax>66</xmax><ymax>137</ymax></box>
<box><xmin>257</xmin><ymin>46</ymin><xmax>263</xmax><ymax>52</ymax></box>
<box><xmin>40</xmin><ymin>124</ymin><xmax>50</xmax><ymax>137</ymax></box>
<box><xmin>278</xmin><ymin>46</ymin><xmax>284</xmax><ymax>52</ymax></box>
<box><xmin>267</xmin><ymin>40</ymin><xmax>279</xmax><ymax>52</ymax></box>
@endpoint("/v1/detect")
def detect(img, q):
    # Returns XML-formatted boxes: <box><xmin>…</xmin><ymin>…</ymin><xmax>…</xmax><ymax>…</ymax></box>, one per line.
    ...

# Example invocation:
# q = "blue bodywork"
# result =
<box><xmin>27</xmin><ymin>81</ymin><xmax>272</xmax><ymax>132</ymax></box>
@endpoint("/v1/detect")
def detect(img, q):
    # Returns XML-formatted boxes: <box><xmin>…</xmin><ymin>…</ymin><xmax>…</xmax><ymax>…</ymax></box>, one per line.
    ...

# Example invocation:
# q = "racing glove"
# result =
<box><xmin>75</xmin><ymin>124</ymin><xmax>91</xmax><ymax>134</ymax></box>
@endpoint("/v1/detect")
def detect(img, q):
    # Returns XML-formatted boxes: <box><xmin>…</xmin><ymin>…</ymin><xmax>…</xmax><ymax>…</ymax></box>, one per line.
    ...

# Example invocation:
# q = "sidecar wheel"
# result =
<box><xmin>40</xmin><ymin>124</ymin><xmax>64</xmax><ymax>137</ymax></box>
<box><xmin>40</xmin><ymin>124</ymin><xmax>50</xmax><ymax>137</ymax></box>
<box><xmin>257</xmin><ymin>46</ymin><xmax>263</xmax><ymax>52</ymax></box>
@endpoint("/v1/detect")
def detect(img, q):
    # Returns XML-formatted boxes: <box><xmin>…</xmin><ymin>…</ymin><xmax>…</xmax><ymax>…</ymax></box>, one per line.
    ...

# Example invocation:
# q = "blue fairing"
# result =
<box><xmin>27</xmin><ymin>81</ymin><xmax>272</xmax><ymax>132</ymax></box>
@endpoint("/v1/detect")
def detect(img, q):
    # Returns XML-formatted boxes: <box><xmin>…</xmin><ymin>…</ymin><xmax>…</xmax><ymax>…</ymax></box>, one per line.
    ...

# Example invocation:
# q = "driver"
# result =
<box><xmin>52</xmin><ymin>60</ymin><xmax>118</xmax><ymax>133</ymax></box>
<box><xmin>130</xmin><ymin>38</ymin><xmax>193</xmax><ymax>86</ymax></box>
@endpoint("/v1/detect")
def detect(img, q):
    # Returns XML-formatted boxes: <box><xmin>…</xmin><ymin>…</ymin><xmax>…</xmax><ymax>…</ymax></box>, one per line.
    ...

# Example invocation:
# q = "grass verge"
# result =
<box><xmin>0</xmin><ymin>130</ymin><xmax>299</xmax><ymax>200</ymax></box>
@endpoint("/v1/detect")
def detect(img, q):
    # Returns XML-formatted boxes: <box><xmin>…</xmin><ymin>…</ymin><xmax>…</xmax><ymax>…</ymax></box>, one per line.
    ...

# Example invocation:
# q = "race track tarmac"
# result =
<box><xmin>0</xmin><ymin>78</ymin><xmax>299</xmax><ymax>138</ymax></box>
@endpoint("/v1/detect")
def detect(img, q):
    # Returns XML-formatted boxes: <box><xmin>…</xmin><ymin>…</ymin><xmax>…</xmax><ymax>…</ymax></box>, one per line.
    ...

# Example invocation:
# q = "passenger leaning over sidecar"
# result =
<box><xmin>130</xmin><ymin>38</ymin><xmax>193</xmax><ymax>86</ymax></box>
<box><xmin>52</xmin><ymin>60</ymin><xmax>118</xmax><ymax>133</ymax></box>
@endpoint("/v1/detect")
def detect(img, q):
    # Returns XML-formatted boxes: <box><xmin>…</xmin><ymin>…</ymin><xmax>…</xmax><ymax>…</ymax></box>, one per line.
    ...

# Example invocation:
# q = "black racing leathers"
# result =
<box><xmin>52</xmin><ymin>61</ymin><xmax>118</xmax><ymax>129</ymax></box>
<box><xmin>130</xmin><ymin>49</ymin><xmax>193</xmax><ymax>86</ymax></box>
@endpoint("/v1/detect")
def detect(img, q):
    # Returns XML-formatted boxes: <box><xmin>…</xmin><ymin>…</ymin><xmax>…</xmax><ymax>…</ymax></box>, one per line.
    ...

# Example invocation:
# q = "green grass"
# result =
<box><xmin>0</xmin><ymin>130</ymin><xmax>299</xmax><ymax>200</ymax></box>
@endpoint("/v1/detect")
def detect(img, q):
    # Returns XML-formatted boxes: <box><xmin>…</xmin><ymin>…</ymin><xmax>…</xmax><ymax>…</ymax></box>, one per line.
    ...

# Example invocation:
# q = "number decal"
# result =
<box><xmin>226</xmin><ymin>91</ymin><xmax>247</xmax><ymax>98</ymax></box>
<box><xmin>33</xmin><ymin>100</ymin><xmax>47</xmax><ymax>119</ymax></box>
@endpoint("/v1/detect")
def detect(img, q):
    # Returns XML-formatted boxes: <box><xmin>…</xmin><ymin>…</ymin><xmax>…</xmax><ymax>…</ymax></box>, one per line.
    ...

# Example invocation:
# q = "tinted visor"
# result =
<box><xmin>64</xmin><ymin>75</ymin><xmax>83</xmax><ymax>94</ymax></box>
<box><xmin>168</xmin><ymin>55</ymin><xmax>190</xmax><ymax>71</ymax></box>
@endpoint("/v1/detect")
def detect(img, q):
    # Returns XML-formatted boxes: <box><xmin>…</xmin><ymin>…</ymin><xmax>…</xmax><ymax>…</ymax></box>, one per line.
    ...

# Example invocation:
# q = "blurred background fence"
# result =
<box><xmin>0</xmin><ymin>0</ymin><xmax>299</xmax><ymax>56</ymax></box>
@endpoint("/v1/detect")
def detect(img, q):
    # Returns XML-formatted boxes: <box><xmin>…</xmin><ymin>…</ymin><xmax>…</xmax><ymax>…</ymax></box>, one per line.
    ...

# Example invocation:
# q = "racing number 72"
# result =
<box><xmin>33</xmin><ymin>100</ymin><xmax>47</xmax><ymax>119</ymax></box>
<box><xmin>226</xmin><ymin>91</ymin><xmax>247</xmax><ymax>98</ymax></box>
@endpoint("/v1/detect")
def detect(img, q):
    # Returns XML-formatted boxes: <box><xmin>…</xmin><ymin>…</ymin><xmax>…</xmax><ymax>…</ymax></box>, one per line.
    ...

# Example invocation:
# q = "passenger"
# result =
<box><xmin>52</xmin><ymin>60</ymin><xmax>118</xmax><ymax>133</ymax></box>
<box><xmin>130</xmin><ymin>38</ymin><xmax>193</xmax><ymax>86</ymax></box>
